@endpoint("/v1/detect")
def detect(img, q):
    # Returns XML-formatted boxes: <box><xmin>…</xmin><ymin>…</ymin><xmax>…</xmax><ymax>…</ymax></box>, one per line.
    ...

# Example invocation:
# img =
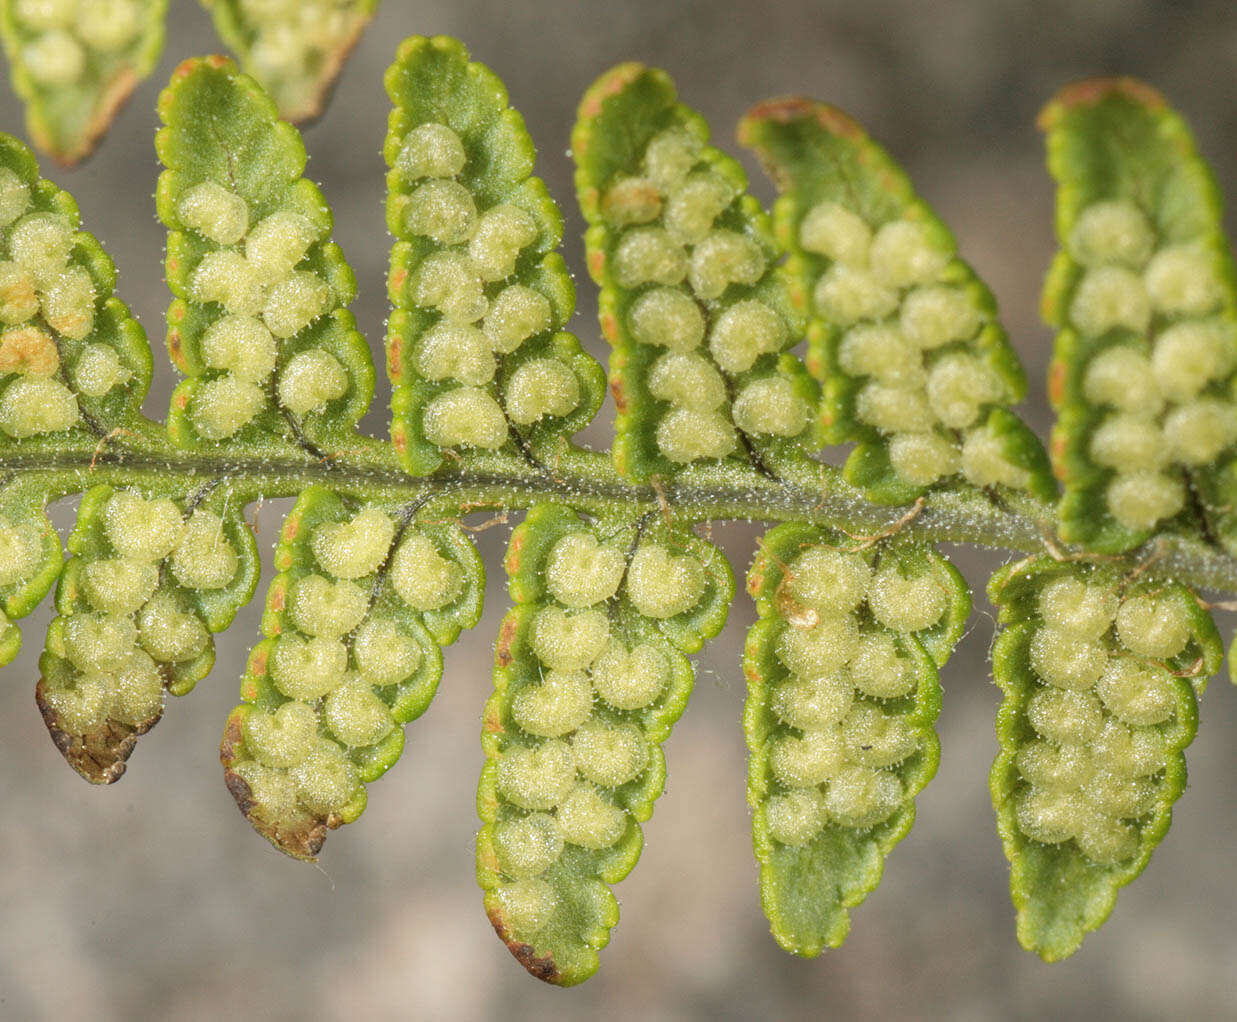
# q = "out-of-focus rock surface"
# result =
<box><xmin>3</xmin><ymin>1</ymin><xmax>1237</xmax><ymax>1017</ymax></box>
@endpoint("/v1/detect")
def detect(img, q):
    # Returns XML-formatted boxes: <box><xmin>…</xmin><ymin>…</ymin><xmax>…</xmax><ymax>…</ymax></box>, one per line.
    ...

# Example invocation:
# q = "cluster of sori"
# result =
<box><xmin>478</xmin><ymin>504</ymin><xmax>730</xmax><ymax>984</ymax></box>
<box><xmin>745</xmin><ymin>523</ymin><xmax>967</xmax><ymax>954</ymax></box>
<box><xmin>38</xmin><ymin>485</ymin><xmax>256</xmax><ymax>782</ymax></box>
<box><xmin>0</xmin><ymin>138</ymin><xmax>144</xmax><ymax>438</ymax></box>
<box><xmin>0</xmin><ymin>134</ymin><xmax>148</xmax><ymax>669</ymax></box>
<box><xmin>5</xmin><ymin>0</ymin><xmax>152</xmax><ymax>88</ymax></box>
<box><xmin>1059</xmin><ymin>199</ymin><xmax>1234</xmax><ymax>534</ymax></box>
<box><xmin>736</xmin><ymin>101</ymin><xmax>1051</xmax><ymax>504</ymax></box>
<box><xmin>386</xmin><ymin>38</ymin><xmax>602</xmax><ymax>474</ymax></box>
<box><xmin>1041</xmin><ymin>84</ymin><xmax>1237</xmax><ymax>552</ymax></box>
<box><xmin>223</xmin><ymin>487</ymin><xmax>482</xmax><ymax>858</ymax></box>
<box><xmin>799</xmin><ymin>200</ymin><xmax>1029</xmax><ymax>491</ymax></box>
<box><xmin>597</xmin><ymin>126</ymin><xmax>811</xmax><ymax>462</ymax></box>
<box><xmin>159</xmin><ymin>58</ymin><xmax>369</xmax><ymax>450</ymax></box>
<box><xmin>989</xmin><ymin>556</ymin><xmax>1221</xmax><ymax>956</ymax></box>
<box><xmin>0</xmin><ymin>0</ymin><xmax>163</xmax><ymax>161</ymax></box>
<box><xmin>575</xmin><ymin>66</ymin><xmax>815</xmax><ymax>478</ymax></box>
<box><xmin>178</xmin><ymin>183</ymin><xmax>335</xmax><ymax>437</ymax></box>
<box><xmin>208</xmin><ymin>0</ymin><xmax>377</xmax><ymax>122</ymax></box>
<box><xmin>0</xmin><ymin>490</ymin><xmax>59</xmax><ymax>665</ymax></box>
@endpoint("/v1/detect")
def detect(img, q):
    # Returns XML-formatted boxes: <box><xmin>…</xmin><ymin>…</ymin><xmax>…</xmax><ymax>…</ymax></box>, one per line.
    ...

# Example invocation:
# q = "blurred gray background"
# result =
<box><xmin>3</xmin><ymin>1</ymin><xmax>1237</xmax><ymax>1018</ymax></box>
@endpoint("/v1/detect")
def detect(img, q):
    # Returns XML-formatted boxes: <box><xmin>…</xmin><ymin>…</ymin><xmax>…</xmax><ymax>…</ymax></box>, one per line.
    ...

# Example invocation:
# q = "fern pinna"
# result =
<box><xmin>1</xmin><ymin>33</ymin><xmax>1236</xmax><ymax>985</ymax></box>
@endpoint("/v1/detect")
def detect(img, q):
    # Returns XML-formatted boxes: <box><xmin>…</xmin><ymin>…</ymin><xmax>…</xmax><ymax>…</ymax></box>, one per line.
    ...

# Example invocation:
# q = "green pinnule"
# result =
<box><xmin>0</xmin><ymin>0</ymin><xmax>167</xmax><ymax>164</ymax></box>
<box><xmin>739</xmin><ymin>98</ymin><xmax>1053</xmax><ymax>506</ymax></box>
<box><xmin>384</xmin><ymin>36</ymin><xmax>605</xmax><ymax>476</ymax></box>
<box><xmin>478</xmin><ymin>503</ymin><xmax>731</xmax><ymax>985</ymax></box>
<box><xmin>156</xmin><ymin>55</ymin><xmax>373</xmax><ymax>456</ymax></box>
<box><xmin>573</xmin><ymin>63</ymin><xmax>816</xmax><ymax>481</ymax></box>
<box><xmin>201</xmin><ymin>0</ymin><xmax>380</xmax><ymax>123</ymax></box>
<box><xmin>1041</xmin><ymin>79</ymin><xmax>1237</xmax><ymax>553</ymax></box>
<box><xmin>222</xmin><ymin>484</ymin><xmax>483</xmax><ymax>858</ymax></box>
<box><xmin>0</xmin><ymin>475</ymin><xmax>61</xmax><ymax>668</ymax></box>
<box><xmin>40</xmin><ymin>481</ymin><xmax>258</xmax><ymax>781</ymax></box>
<box><xmin>0</xmin><ymin>131</ymin><xmax>152</xmax><ymax>441</ymax></box>
<box><xmin>745</xmin><ymin>522</ymin><xmax>967</xmax><ymax>955</ymax></box>
<box><xmin>988</xmin><ymin>553</ymin><xmax>1221</xmax><ymax>960</ymax></box>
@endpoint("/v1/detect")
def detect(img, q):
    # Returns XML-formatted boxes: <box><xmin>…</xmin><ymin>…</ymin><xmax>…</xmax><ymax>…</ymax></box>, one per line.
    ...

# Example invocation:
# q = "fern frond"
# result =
<box><xmin>383</xmin><ymin>36</ymin><xmax>605</xmax><ymax>477</ymax></box>
<box><xmin>478</xmin><ymin>503</ymin><xmax>732</xmax><ymax>984</ymax></box>
<box><xmin>7</xmin><ymin>31</ymin><xmax>1237</xmax><ymax>989</ymax></box>
<box><xmin>201</xmin><ymin>0</ymin><xmax>379</xmax><ymax>123</ymax></box>
<box><xmin>1041</xmin><ymin>78</ymin><xmax>1237</xmax><ymax>553</ymax></box>
<box><xmin>222</xmin><ymin>485</ymin><xmax>484</xmax><ymax>859</ymax></box>
<box><xmin>0</xmin><ymin>131</ymin><xmax>154</xmax><ymax>443</ymax></box>
<box><xmin>39</xmin><ymin>482</ymin><xmax>258</xmax><ymax>781</ymax></box>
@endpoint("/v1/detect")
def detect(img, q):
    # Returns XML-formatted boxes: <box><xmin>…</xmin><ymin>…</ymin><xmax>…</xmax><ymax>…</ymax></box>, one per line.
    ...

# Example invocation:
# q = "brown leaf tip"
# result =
<box><xmin>222</xmin><ymin>764</ymin><xmax>328</xmax><ymax>861</ymax></box>
<box><xmin>220</xmin><ymin>713</ymin><xmax>327</xmax><ymax>861</ymax></box>
<box><xmin>1038</xmin><ymin>77</ymin><xmax>1167</xmax><ymax>132</ymax></box>
<box><xmin>486</xmin><ymin>905</ymin><xmax>562</xmax><ymax>984</ymax></box>
<box><xmin>35</xmin><ymin>678</ymin><xmax>158</xmax><ymax>785</ymax></box>
<box><xmin>740</xmin><ymin>97</ymin><xmax>866</xmax><ymax>144</ymax></box>
<box><xmin>577</xmin><ymin>62</ymin><xmax>648</xmax><ymax>122</ymax></box>
<box><xmin>223</xmin><ymin>765</ymin><xmax>258</xmax><ymax>818</ymax></box>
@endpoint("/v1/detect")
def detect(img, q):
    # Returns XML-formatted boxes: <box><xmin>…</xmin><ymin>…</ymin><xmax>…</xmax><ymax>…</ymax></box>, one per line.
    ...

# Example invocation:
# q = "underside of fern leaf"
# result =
<box><xmin>989</xmin><ymin>554</ymin><xmax>1221</xmax><ymax>959</ymax></box>
<box><xmin>739</xmin><ymin>99</ymin><xmax>1054</xmax><ymax>507</ymax></box>
<box><xmin>41</xmin><ymin>481</ymin><xmax>259</xmax><ymax>781</ymax></box>
<box><xmin>384</xmin><ymin>35</ymin><xmax>604</xmax><ymax>478</ymax></box>
<box><xmin>0</xmin><ymin>0</ymin><xmax>167</xmax><ymax>164</ymax></box>
<box><xmin>573</xmin><ymin>64</ymin><xmax>817</xmax><ymax>482</ymax></box>
<box><xmin>5</xmin><ymin>32</ymin><xmax>1237</xmax><ymax>991</ymax></box>
<box><xmin>1041</xmin><ymin>78</ymin><xmax>1237</xmax><ymax>554</ymax></box>
<box><xmin>479</xmin><ymin>504</ymin><xmax>732</xmax><ymax>984</ymax></box>
<box><xmin>202</xmin><ymin>0</ymin><xmax>379</xmax><ymax>123</ymax></box>
<box><xmin>156</xmin><ymin>54</ymin><xmax>373</xmax><ymax>457</ymax></box>
<box><xmin>745</xmin><ymin>523</ymin><xmax>967</xmax><ymax>954</ymax></box>
<box><xmin>222</xmin><ymin>486</ymin><xmax>482</xmax><ymax>858</ymax></box>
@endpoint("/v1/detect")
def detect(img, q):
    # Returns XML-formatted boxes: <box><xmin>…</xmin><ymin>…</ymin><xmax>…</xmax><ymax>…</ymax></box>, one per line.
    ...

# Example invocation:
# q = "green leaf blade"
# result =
<box><xmin>0</xmin><ymin>0</ymin><xmax>167</xmax><ymax>164</ymax></box>
<box><xmin>987</xmin><ymin>553</ymin><xmax>1221</xmax><ymax>959</ymax></box>
<box><xmin>744</xmin><ymin>522</ymin><xmax>966</xmax><ymax>955</ymax></box>
<box><xmin>478</xmin><ymin>503</ymin><xmax>731</xmax><ymax>984</ymax></box>
<box><xmin>0</xmin><ymin>131</ymin><xmax>156</xmax><ymax>448</ymax></box>
<box><xmin>0</xmin><ymin>477</ymin><xmax>63</xmax><ymax>667</ymax></box>
<box><xmin>573</xmin><ymin>65</ymin><xmax>815</xmax><ymax>483</ymax></box>
<box><xmin>221</xmin><ymin>485</ymin><xmax>483</xmax><ymax>860</ymax></box>
<box><xmin>740</xmin><ymin>99</ymin><xmax>1053</xmax><ymax>505</ymax></box>
<box><xmin>384</xmin><ymin>36</ymin><xmax>604</xmax><ymax>478</ymax></box>
<box><xmin>201</xmin><ymin>0</ymin><xmax>379</xmax><ymax>123</ymax></box>
<box><xmin>156</xmin><ymin>56</ymin><xmax>373</xmax><ymax>457</ymax></box>
<box><xmin>37</xmin><ymin>481</ymin><xmax>259</xmax><ymax>783</ymax></box>
<box><xmin>1040</xmin><ymin>79</ymin><xmax>1237</xmax><ymax>553</ymax></box>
